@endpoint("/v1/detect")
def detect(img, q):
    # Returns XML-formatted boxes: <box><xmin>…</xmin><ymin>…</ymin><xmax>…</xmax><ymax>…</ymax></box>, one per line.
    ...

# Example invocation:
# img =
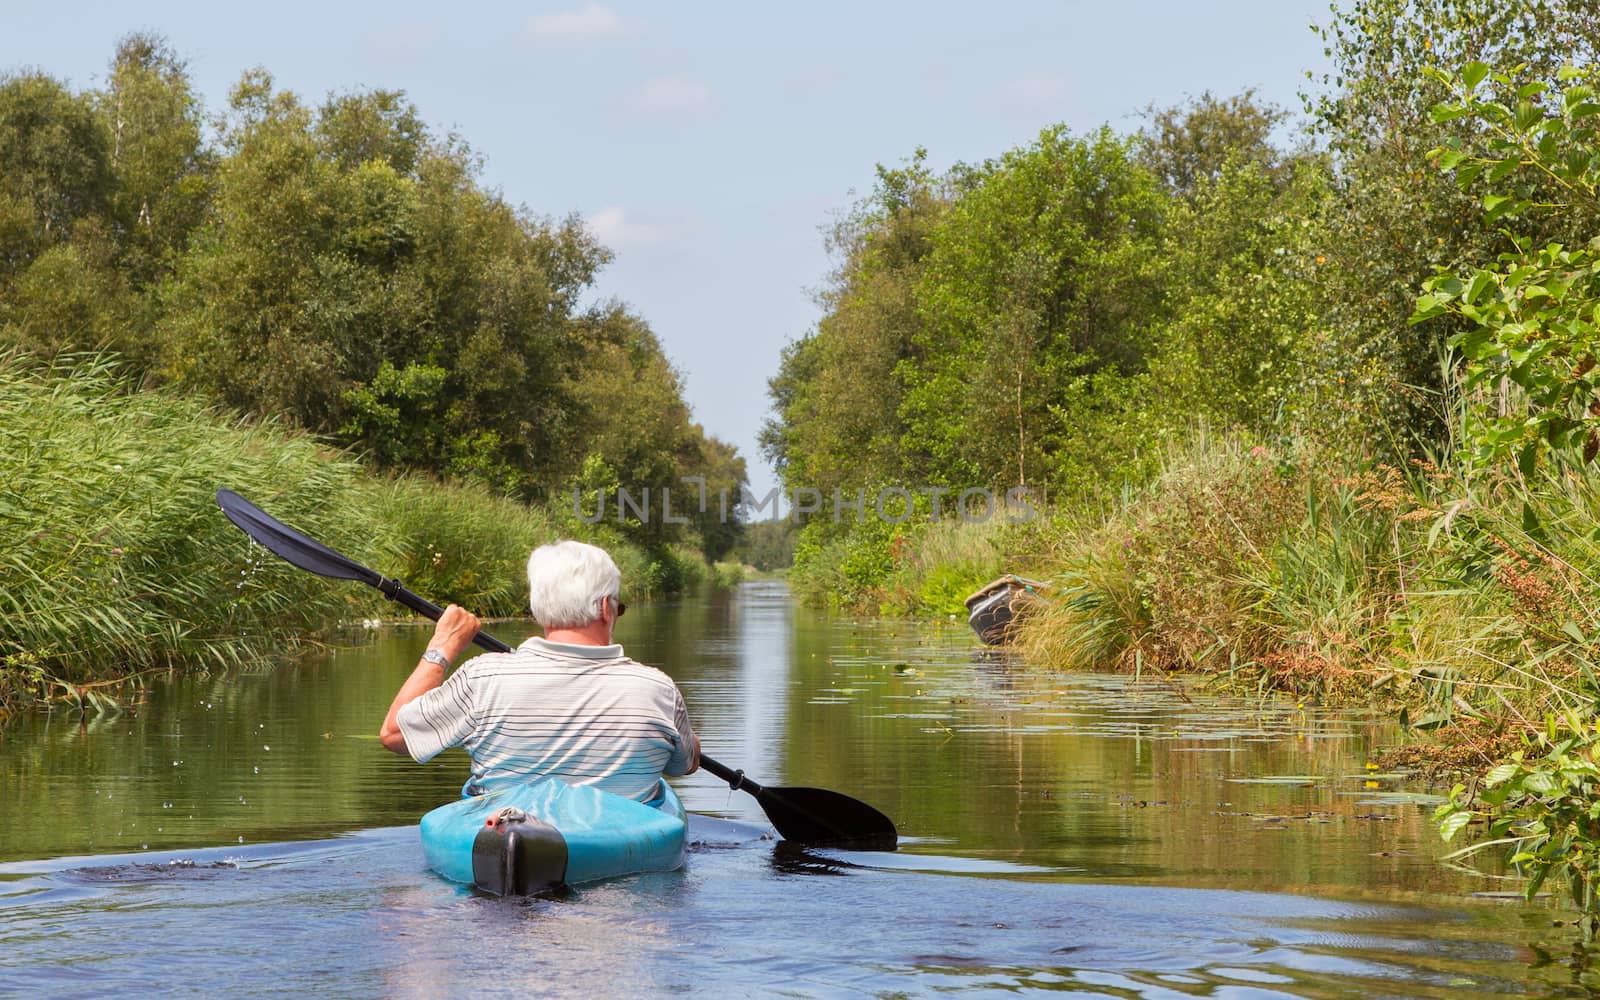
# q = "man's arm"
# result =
<box><xmin>379</xmin><ymin>604</ymin><xmax>482</xmax><ymax>755</ymax></box>
<box><xmin>665</xmin><ymin>687</ymin><xmax>701</xmax><ymax>776</ymax></box>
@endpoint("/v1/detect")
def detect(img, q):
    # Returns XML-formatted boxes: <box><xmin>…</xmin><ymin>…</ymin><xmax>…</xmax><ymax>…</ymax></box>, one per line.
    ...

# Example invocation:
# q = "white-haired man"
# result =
<box><xmin>379</xmin><ymin>540</ymin><xmax>700</xmax><ymax>802</ymax></box>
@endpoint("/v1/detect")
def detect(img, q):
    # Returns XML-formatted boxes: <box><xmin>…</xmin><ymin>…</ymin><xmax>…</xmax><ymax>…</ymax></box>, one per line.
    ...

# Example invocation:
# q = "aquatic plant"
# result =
<box><xmin>1436</xmin><ymin>719</ymin><xmax>1600</xmax><ymax>937</ymax></box>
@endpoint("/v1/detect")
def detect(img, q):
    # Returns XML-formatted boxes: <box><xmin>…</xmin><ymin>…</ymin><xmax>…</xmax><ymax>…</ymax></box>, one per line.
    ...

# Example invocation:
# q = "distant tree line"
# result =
<box><xmin>0</xmin><ymin>35</ymin><xmax>746</xmax><ymax>560</ymax></box>
<box><xmin>761</xmin><ymin>0</ymin><xmax>1600</xmax><ymax>510</ymax></box>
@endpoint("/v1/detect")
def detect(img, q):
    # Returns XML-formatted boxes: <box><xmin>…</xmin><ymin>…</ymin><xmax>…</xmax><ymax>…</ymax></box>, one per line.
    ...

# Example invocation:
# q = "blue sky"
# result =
<box><xmin>6</xmin><ymin>1</ymin><xmax>1335</xmax><ymax>498</ymax></box>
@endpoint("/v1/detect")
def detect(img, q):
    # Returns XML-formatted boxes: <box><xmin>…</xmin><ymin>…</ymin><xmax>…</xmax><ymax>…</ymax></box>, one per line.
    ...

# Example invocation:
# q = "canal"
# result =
<box><xmin>0</xmin><ymin>582</ymin><xmax>1565</xmax><ymax>996</ymax></box>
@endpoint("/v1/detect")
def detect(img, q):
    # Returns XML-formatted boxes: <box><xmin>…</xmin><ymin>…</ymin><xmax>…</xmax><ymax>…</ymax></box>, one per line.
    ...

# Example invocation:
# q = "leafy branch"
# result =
<box><xmin>1411</xmin><ymin>61</ymin><xmax>1600</xmax><ymax>472</ymax></box>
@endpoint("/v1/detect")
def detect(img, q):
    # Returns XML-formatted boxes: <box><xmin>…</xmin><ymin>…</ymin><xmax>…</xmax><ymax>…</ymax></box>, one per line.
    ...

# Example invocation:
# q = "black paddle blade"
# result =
<box><xmin>756</xmin><ymin>786</ymin><xmax>898</xmax><ymax>851</ymax></box>
<box><xmin>216</xmin><ymin>489</ymin><xmax>379</xmax><ymax>586</ymax></box>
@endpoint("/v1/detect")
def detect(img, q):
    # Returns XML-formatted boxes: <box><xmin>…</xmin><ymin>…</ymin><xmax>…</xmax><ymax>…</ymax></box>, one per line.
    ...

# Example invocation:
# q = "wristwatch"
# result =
<box><xmin>421</xmin><ymin>648</ymin><xmax>451</xmax><ymax>669</ymax></box>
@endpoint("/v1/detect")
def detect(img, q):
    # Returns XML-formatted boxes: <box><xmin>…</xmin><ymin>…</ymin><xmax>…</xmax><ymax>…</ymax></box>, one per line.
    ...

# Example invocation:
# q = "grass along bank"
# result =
<box><xmin>0</xmin><ymin>354</ymin><xmax>738</xmax><ymax>724</ymax></box>
<box><xmin>791</xmin><ymin>427</ymin><xmax>1600</xmax><ymax>755</ymax></box>
<box><xmin>789</xmin><ymin>424</ymin><xmax>1600</xmax><ymax>930</ymax></box>
<box><xmin>1017</xmin><ymin>427</ymin><xmax>1600</xmax><ymax>935</ymax></box>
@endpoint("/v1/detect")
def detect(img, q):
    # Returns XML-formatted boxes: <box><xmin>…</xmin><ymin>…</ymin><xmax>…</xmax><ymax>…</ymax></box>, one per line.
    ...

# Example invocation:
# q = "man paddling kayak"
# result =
<box><xmin>378</xmin><ymin>540</ymin><xmax>700</xmax><ymax>802</ymax></box>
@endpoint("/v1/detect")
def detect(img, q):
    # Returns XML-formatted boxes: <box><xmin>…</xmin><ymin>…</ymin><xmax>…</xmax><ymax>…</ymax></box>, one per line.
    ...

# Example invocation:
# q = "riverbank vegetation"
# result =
<box><xmin>0</xmin><ymin>353</ymin><xmax>736</xmax><ymax>723</ymax></box>
<box><xmin>761</xmin><ymin>0</ymin><xmax>1600</xmax><ymax>925</ymax></box>
<box><xmin>0</xmin><ymin>38</ymin><xmax>747</xmax><ymax>720</ymax></box>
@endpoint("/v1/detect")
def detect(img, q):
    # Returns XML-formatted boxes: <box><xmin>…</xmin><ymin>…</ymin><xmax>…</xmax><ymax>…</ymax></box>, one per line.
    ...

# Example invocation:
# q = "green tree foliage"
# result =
<box><xmin>0</xmin><ymin>41</ymin><xmax>743</xmax><ymax>564</ymax></box>
<box><xmin>769</xmin><ymin>96</ymin><xmax>1319</xmax><ymax>522</ymax></box>
<box><xmin>0</xmin><ymin>70</ymin><xmax>111</xmax><ymax>250</ymax></box>
<box><xmin>1131</xmin><ymin>91</ymin><xmax>1340</xmax><ymax>438</ymax></box>
<box><xmin>734</xmin><ymin>518</ymin><xmax>796</xmax><ymax>572</ymax></box>
<box><xmin>0</xmin><ymin>70</ymin><xmax>136</xmax><ymax>359</ymax></box>
<box><xmin>98</xmin><ymin>33</ymin><xmax>211</xmax><ymax>290</ymax></box>
<box><xmin>1413</xmin><ymin>61</ymin><xmax>1600</xmax><ymax>470</ymax></box>
<box><xmin>689</xmin><ymin>433</ymin><xmax>748</xmax><ymax>562</ymax></box>
<box><xmin>768</xmin><ymin>130</ymin><xmax>1181</xmax><ymax>506</ymax></box>
<box><xmin>1138</xmin><ymin>89</ymin><xmax>1288</xmax><ymax>195</ymax></box>
<box><xmin>904</xmin><ymin>126</ymin><xmax>1166</xmax><ymax>491</ymax></box>
<box><xmin>154</xmin><ymin>71</ymin><xmax>608</xmax><ymax>495</ymax></box>
<box><xmin>1144</xmin><ymin>155</ymin><xmax>1332</xmax><ymax>436</ymax></box>
<box><xmin>1307</xmin><ymin>0</ymin><xmax>1600</xmax><ymax>441</ymax></box>
<box><xmin>0</xmin><ymin>36</ymin><xmax>210</xmax><ymax>366</ymax></box>
<box><xmin>1437</xmin><ymin>724</ymin><xmax>1600</xmax><ymax>936</ymax></box>
<box><xmin>0</xmin><ymin>230</ymin><xmax>138</xmax><ymax>359</ymax></box>
<box><xmin>565</xmin><ymin>305</ymin><xmax>748</xmax><ymax>553</ymax></box>
<box><xmin>761</xmin><ymin>151</ymin><xmax>946</xmax><ymax>499</ymax></box>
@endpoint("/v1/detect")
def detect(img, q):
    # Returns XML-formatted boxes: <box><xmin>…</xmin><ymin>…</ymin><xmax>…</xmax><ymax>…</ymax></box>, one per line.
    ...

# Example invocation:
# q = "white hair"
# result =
<box><xmin>527</xmin><ymin>540</ymin><xmax>621</xmax><ymax>629</ymax></box>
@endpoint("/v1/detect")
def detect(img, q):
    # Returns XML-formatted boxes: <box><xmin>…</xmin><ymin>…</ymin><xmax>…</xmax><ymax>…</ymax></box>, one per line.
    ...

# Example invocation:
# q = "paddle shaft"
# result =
<box><xmin>381</xmin><ymin>580</ymin><xmax>894</xmax><ymax>846</ymax></box>
<box><xmin>214</xmin><ymin>487</ymin><xmax>895</xmax><ymax>845</ymax></box>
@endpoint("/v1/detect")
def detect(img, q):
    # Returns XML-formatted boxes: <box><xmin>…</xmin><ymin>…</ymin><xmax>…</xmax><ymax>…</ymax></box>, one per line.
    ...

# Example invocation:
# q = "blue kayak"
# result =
<box><xmin>419</xmin><ymin>777</ymin><xmax>686</xmax><ymax>895</ymax></box>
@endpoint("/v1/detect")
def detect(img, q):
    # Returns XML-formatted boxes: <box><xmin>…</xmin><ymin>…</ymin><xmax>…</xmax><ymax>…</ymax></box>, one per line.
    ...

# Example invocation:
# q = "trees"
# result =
<box><xmin>565</xmin><ymin>304</ymin><xmax>700</xmax><ymax>544</ymax></box>
<box><xmin>154</xmin><ymin>73</ymin><xmax>611</xmax><ymax>496</ymax></box>
<box><xmin>769</xmin><ymin>130</ymin><xmax>1172</xmax><ymax>502</ymax></box>
<box><xmin>0</xmin><ymin>70</ymin><xmax>135</xmax><ymax>360</ymax></box>
<box><xmin>0</xmin><ymin>35</ymin><xmax>211</xmax><ymax>366</ymax></box>
<box><xmin>565</xmin><ymin>305</ymin><xmax>748</xmax><ymax>554</ymax></box>
<box><xmin>1140</xmin><ymin>146</ymin><xmax>1332</xmax><ymax>438</ymax></box>
<box><xmin>761</xmin><ymin>151</ymin><xmax>946</xmax><ymax>499</ymax></box>
<box><xmin>901</xmin><ymin>127</ymin><xmax>1166</xmax><ymax>492</ymax></box>
<box><xmin>1307</xmin><ymin>0</ymin><xmax>1600</xmax><ymax>445</ymax></box>
<box><xmin>1412</xmin><ymin>61</ymin><xmax>1600</xmax><ymax>470</ymax></box>
<box><xmin>1138</xmin><ymin>89</ymin><xmax>1287</xmax><ymax>196</ymax></box>
<box><xmin>0</xmin><ymin>71</ymin><xmax>110</xmax><ymax>253</ymax></box>
<box><xmin>99</xmin><ymin>33</ymin><xmax>211</xmax><ymax>291</ymax></box>
<box><xmin>0</xmin><ymin>39</ymin><xmax>743</xmax><ymax>565</ymax></box>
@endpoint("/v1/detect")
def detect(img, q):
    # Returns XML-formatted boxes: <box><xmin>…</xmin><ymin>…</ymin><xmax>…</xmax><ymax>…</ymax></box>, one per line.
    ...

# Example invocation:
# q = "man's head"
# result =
<box><xmin>527</xmin><ymin>540</ymin><xmax>622</xmax><ymax>629</ymax></box>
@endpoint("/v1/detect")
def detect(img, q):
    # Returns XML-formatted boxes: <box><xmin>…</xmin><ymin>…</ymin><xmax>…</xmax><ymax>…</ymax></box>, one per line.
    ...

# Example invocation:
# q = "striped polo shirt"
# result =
<box><xmin>396</xmin><ymin>636</ymin><xmax>698</xmax><ymax>803</ymax></box>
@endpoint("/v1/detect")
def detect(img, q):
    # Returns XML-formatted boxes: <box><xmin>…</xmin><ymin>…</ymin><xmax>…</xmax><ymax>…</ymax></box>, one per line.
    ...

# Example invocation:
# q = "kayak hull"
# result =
<box><xmin>419</xmin><ymin>777</ymin><xmax>686</xmax><ymax>895</ymax></box>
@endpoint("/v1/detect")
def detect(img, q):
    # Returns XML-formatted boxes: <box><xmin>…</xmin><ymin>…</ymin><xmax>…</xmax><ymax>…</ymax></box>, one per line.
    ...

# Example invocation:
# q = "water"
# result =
<box><xmin>0</xmin><ymin>582</ymin><xmax>1578</xmax><ymax>996</ymax></box>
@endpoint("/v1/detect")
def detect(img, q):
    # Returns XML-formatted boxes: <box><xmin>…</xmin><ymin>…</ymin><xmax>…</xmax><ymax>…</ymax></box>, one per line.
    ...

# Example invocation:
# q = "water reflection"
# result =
<box><xmin>0</xmin><ymin>828</ymin><xmax>1554</xmax><ymax>998</ymax></box>
<box><xmin>733</xmin><ymin>581</ymin><xmax>790</xmax><ymax>798</ymax></box>
<box><xmin>0</xmin><ymin>582</ymin><xmax>1579</xmax><ymax>995</ymax></box>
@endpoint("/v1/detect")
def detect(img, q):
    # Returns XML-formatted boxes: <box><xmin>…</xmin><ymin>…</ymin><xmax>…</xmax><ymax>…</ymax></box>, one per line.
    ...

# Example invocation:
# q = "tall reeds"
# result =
<box><xmin>0</xmin><ymin>355</ymin><xmax>693</xmax><ymax>720</ymax></box>
<box><xmin>0</xmin><ymin>354</ymin><xmax>368</xmax><ymax>712</ymax></box>
<box><xmin>1011</xmin><ymin>427</ymin><xmax>1600</xmax><ymax>733</ymax></box>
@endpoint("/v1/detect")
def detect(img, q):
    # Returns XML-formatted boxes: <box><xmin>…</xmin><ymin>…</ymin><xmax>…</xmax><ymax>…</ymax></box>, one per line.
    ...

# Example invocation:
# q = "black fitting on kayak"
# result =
<box><xmin>378</xmin><ymin>576</ymin><xmax>402</xmax><ymax>599</ymax></box>
<box><xmin>727</xmin><ymin>769</ymin><xmax>745</xmax><ymax>791</ymax></box>
<box><xmin>472</xmin><ymin>813</ymin><xmax>568</xmax><ymax>896</ymax></box>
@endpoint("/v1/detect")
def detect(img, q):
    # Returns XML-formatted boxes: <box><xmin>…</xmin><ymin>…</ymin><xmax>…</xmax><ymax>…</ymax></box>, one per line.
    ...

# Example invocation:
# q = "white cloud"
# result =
<box><xmin>1000</xmin><ymin>74</ymin><xmax>1071</xmax><ymax>111</ymax></box>
<box><xmin>585</xmin><ymin>206</ymin><xmax>699</xmax><ymax>250</ymax></box>
<box><xmin>624</xmin><ymin>76</ymin><xmax>714</xmax><ymax>115</ymax></box>
<box><xmin>526</xmin><ymin>4</ymin><xmax>629</xmax><ymax>41</ymax></box>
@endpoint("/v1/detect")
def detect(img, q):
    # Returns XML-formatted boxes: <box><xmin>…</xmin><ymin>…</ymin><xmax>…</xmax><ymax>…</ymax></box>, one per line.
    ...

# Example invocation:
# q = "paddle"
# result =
<box><xmin>215</xmin><ymin>488</ymin><xmax>898</xmax><ymax>850</ymax></box>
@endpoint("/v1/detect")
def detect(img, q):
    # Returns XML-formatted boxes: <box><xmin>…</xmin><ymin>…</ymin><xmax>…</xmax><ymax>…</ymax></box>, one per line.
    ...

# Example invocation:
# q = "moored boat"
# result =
<box><xmin>963</xmin><ymin>575</ymin><xmax>1046</xmax><ymax>645</ymax></box>
<box><xmin>419</xmin><ymin>776</ymin><xmax>687</xmax><ymax>895</ymax></box>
